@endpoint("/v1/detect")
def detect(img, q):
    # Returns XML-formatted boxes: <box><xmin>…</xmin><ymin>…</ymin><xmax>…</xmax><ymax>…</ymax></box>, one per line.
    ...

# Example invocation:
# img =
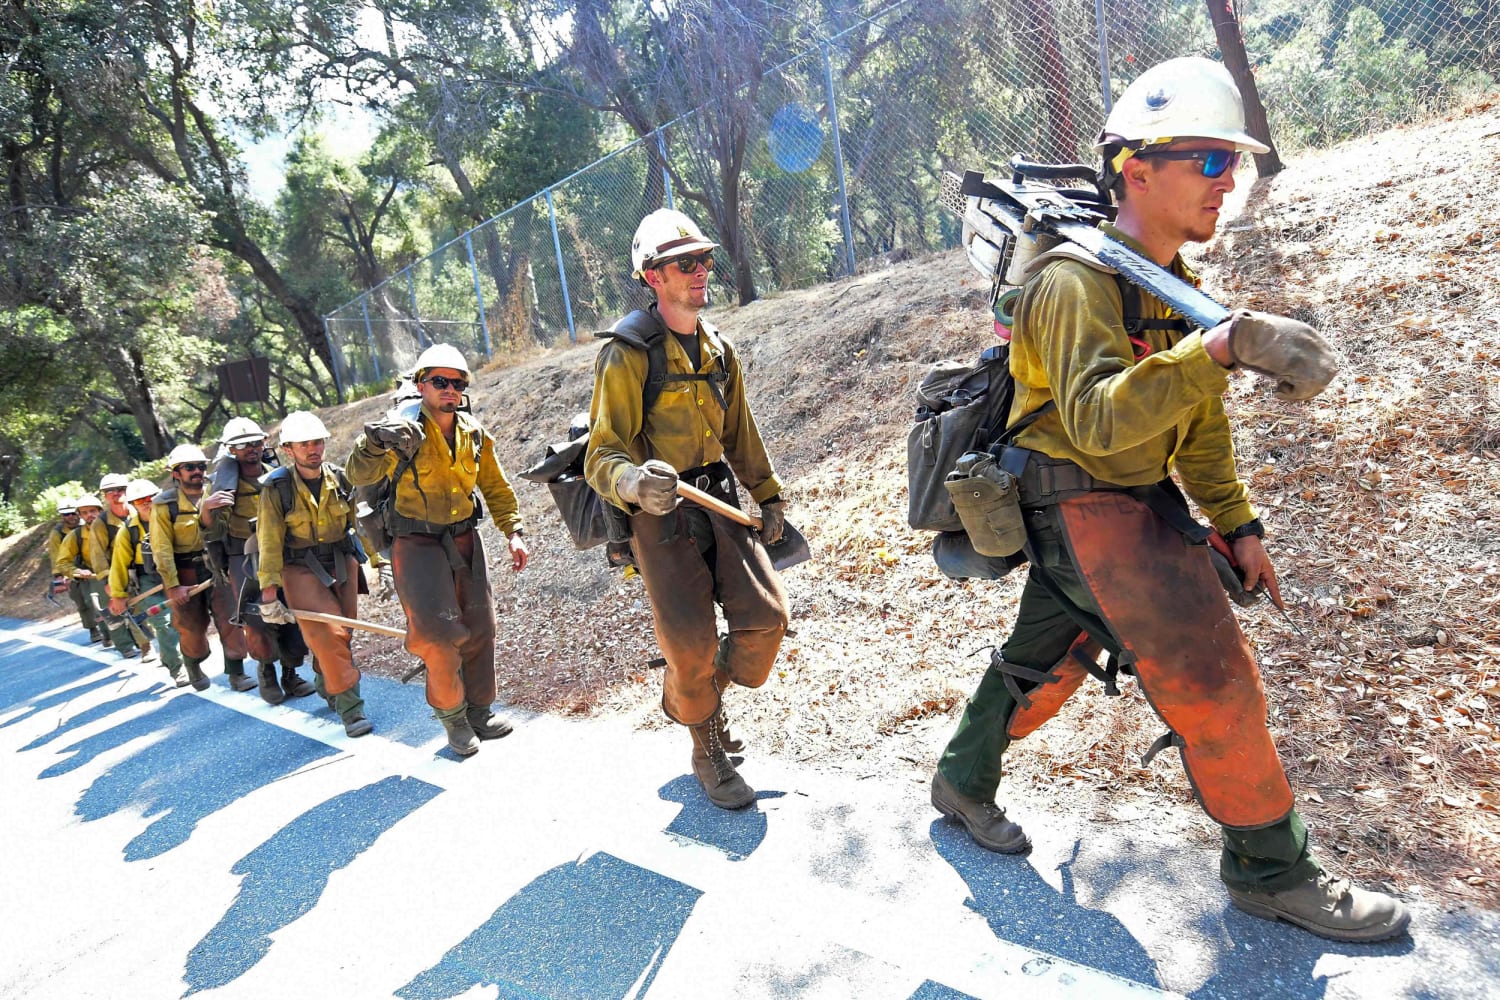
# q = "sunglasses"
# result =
<box><xmin>229</xmin><ymin>440</ymin><xmax>265</xmax><ymax>450</ymax></box>
<box><xmin>423</xmin><ymin>374</ymin><xmax>469</xmax><ymax>392</ymax></box>
<box><xmin>177</xmin><ymin>462</ymin><xmax>208</xmax><ymax>472</ymax></box>
<box><xmin>658</xmin><ymin>251</ymin><xmax>714</xmax><ymax>274</ymax></box>
<box><xmin>1135</xmin><ymin>147</ymin><xmax>1241</xmax><ymax>179</ymax></box>
<box><xmin>102</xmin><ymin>487</ymin><xmax>126</xmax><ymax>494</ymax></box>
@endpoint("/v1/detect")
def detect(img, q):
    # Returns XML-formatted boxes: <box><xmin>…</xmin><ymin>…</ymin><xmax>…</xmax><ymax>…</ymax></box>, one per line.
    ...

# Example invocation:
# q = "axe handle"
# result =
<box><xmin>292</xmin><ymin>608</ymin><xmax>408</xmax><ymax>639</ymax></box>
<box><xmin>676</xmin><ymin>482</ymin><xmax>761</xmax><ymax>529</ymax></box>
<box><xmin>128</xmin><ymin>582</ymin><xmax>165</xmax><ymax>607</ymax></box>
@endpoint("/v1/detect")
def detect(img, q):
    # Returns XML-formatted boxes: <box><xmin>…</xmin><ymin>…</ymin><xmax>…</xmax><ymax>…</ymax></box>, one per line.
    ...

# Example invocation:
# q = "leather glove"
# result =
<box><xmin>1221</xmin><ymin>309</ymin><xmax>1340</xmax><ymax>401</ymax></box>
<box><xmin>363</xmin><ymin>418</ymin><xmax>424</xmax><ymax>457</ymax></box>
<box><xmin>757</xmin><ymin>497</ymin><xmax>786</xmax><ymax>546</ymax></box>
<box><xmin>258</xmin><ymin>599</ymin><xmax>295</xmax><ymax>625</ymax></box>
<box><xmin>616</xmin><ymin>460</ymin><xmax>679</xmax><ymax>516</ymax></box>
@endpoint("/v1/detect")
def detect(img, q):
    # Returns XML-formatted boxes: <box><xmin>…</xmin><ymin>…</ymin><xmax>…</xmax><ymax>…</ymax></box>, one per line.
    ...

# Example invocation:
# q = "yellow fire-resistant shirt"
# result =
<box><xmin>1008</xmin><ymin>222</ymin><xmax>1254</xmax><ymax>534</ymax></box>
<box><xmin>257</xmin><ymin>465</ymin><xmax>358</xmax><ymax>588</ymax></box>
<box><xmin>47</xmin><ymin>523</ymin><xmax>72</xmax><ymax>576</ymax></box>
<box><xmin>585</xmin><ymin>310</ymin><xmax>782</xmax><ymax>511</ymax></box>
<box><xmin>55</xmin><ymin>525</ymin><xmax>90</xmax><ymax>578</ymax></box>
<box><xmin>109</xmin><ymin>513</ymin><xmax>153</xmax><ymax>599</ymax></box>
<box><xmin>203</xmin><ymin>470</ymin><xmax>261</xmax><ymax>540</ymax></box>
<box><xmin>86</xmin><ymin>509</ymin><xmax>129</xmax><ymax>576</ymax></box>
<box><xmin>149</xmin><ymin>488</ymin><xmax>205</xmax><ymax>589</ymax></box>
<box><xmin>346</xmin><ymin>405</ymin><xmax>523</xmax><ymax>536</ymax></box>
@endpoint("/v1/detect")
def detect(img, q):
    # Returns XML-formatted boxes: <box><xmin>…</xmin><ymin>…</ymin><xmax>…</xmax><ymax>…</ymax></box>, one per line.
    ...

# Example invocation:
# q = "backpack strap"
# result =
<box><xmin>599</xmin><ymin>307</ymin><xmax>729</xmax><ymax>413</ymax></box>
<box><xmin>262</xmin><ymin>466</ymin><xmax>295</xmax><ymax>518</ymax></box>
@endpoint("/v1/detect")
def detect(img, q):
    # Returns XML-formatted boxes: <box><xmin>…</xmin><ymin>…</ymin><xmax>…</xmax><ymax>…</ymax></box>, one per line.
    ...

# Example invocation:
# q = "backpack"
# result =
<box><xmin>521</xmin><ymin>308</ymin><xmax>728</xmax><ymax>552</ymax></box>
<box><xmin>907</xmin><ymin>267</ymin><xmax>1188</xmax><ymax>537</ymax></box>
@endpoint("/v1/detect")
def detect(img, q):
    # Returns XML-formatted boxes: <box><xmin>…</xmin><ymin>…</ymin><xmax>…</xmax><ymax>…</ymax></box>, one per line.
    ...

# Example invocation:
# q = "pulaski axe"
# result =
<box><xmin>675</xmin><ymin>482</ymin><xmax>812</xmax><ymax>570</ymax></box>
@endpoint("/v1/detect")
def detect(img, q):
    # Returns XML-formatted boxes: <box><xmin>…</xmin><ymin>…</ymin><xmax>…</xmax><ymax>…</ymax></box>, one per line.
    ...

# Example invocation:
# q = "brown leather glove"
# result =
<box><xmin>616</xmin><ymin>460</ymin><xmax>679</xmax><ymax>516</ymax></box>
<box><xmin>757</xmin><ymin>498</ymin><xmax>786</xmax><ymax>546</ymax></box>
<box><xmin>363</xmin><ymin>418</ymin><xmax>424</xmax><ymax>457</ymax></box>
<box><xmin>1222</xmin><ymin>309</ymin><xmax>1340</xmax><ymax>401</ymax></box>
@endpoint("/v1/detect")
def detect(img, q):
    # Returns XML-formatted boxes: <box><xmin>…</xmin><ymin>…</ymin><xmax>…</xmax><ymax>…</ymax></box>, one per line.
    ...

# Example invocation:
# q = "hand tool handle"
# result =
<box><xmin>676</xmin><ymin>481</ymin><xmax>761</xmax><ymax>529</ymax></box>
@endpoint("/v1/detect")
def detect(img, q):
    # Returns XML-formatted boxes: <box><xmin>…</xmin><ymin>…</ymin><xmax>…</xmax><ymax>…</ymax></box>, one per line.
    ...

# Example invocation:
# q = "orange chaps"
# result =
<box><xmin>1038</xmin><ymin>493</ymin><xmax>1294</xmax><ymax>831</ymax></box>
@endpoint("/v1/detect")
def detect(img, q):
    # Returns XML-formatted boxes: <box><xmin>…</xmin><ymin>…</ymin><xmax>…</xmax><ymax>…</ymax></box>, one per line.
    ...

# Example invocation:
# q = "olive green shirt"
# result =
<box><xmin>109</xmin><ymin>512</ymin><xmax>150</xmax><ymax>599</ymax></box>
<box><xmin>85</xmin><ymin>510</ymin><xmax>129</xmax><ymax>576</ymax></box>
<box><xmin>1010</xmin><ymin>223</ymin><xmax>1254</xmax><ymax>533</ymax></box>
<box><xmin>585</xmin><ymin>312</ymin><xmax>782</xmax><ymax>510</ymax></box>
<box><xmin>149</xmin><ymin>488</ymin><xmax>204</xmax><ymax>589</ymax></box>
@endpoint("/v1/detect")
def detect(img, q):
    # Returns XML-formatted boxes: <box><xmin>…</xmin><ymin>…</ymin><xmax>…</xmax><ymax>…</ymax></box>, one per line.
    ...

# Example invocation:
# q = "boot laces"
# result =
<box><xmin>1315</xmin><ymin>872</ymin><xmax>1353</xmax><ymax>906</ymax></box>
<box><xmin>705</xmin><ymin>721</ymin><xmax>735</xmax><ymax>782</ymax></box>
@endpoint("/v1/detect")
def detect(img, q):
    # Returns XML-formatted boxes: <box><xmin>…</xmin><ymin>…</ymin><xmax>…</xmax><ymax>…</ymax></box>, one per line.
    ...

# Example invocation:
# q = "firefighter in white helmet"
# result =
<box><xmin>86</xmin><ymin>472</ymin><xmax>150</xmax><ymax>658</ymax></box>
<box><xmin>257</xmin><ymin>412</ymin><xmax>374</xmax><ymax>737</ymax></box>
<box><xmin>586</xmin><ymin>208</ymin><xmax>789</xmax><ymax>810</ymax></box>
<box><xmin>347</xmin><ymin>343</ymin><xmax>528</xmax><ymax>756</ymax></box>
<box><xmin>200</xmin><ymin>415</ymin><xmax>314</xmax><ymax>702</ymax></box>
<box><xmin>55</xmin><ymin>494</ymin><xmax>108</xmax><ymax>646</ymax></box>
<box><xmin>108</xmin><ymin>478</ymin><xmax>184</xmax><ymax>677</ymax></box>
<box><xmin>930</xmin><ymin>56</ymin><xmax>1400</xmax><ymax>943</ymax></box>
<box><xmin>47</xmin><ymin>498</ymin><xmax>85</xmax><ymax>630</ymax></box>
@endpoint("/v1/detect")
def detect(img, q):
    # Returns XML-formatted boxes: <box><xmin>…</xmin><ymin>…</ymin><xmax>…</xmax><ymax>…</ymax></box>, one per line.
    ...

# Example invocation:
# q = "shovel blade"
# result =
<box><xmin>767</xmin><ymin>519</ymin><xmax>812</xmax><ymax>571</ymax></box>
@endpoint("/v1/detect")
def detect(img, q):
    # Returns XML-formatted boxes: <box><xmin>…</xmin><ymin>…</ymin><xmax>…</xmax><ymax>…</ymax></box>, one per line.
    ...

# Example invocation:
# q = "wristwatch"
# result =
<box><xmin>1224</xmin><ymin>518</ymin><xmax>1265</xmax><ymax>541</ymax></box>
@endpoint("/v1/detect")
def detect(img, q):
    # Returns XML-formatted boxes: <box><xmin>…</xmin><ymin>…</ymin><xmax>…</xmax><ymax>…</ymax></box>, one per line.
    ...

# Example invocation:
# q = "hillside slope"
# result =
<box><xmin>5</xmin><ymin>101</ymin><xmax>1496</xmax><ymax>902</ymax></box>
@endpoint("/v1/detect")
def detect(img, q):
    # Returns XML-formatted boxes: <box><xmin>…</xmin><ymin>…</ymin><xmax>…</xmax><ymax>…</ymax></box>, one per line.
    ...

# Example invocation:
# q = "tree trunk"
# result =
<box><xmin>1207</xmin><ymin>0</ymin><xmax>1283</xmax><ymax>175</ymax></box>
<box><xmin>1022</xmin><ymin>0</ymin><xmax>1077</xmax><ymax>163</ymax></box>
<box><xmin>113</xmin><ymin>344</ymin><xmax>173</xmax><ymax>459</ymax></box>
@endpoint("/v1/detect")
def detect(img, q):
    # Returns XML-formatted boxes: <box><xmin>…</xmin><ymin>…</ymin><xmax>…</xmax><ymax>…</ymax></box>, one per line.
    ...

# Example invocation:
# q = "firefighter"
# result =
<box><xmin>56</xmin><ymin>495</ymin><xmax>108</xmax><ymax>648</ymax></box>
<box><xmin>47</xmin><ymin>500</ymin><xmax>94</xmax><ymax>640</ymax></box>
<box><xmin>109</xmin><ymin>479</ymin><xmax>184</xmax><ymax>680</ymax></box>
<box><xmin>929</xmin><ymin>57</ymin><xmax>1405</xmax><ymax>942</ymax></box>
<box><xmin>584</xmin><ymin>208</ymin><xmax>789</xmax><ymax>810</ymax></box>
<box><xmin>198</xmin><ymin>416</ymin><xmax>314</xmax><ymax>702</ymax></box>
<box><xmin>257</xmin><ymin>411</ymin><xmax>372</xmax><ymax>737</ymax></box>
<box><xmin>87</xmin><ymin>473</ymin><xmax>150</xmax><ymax>658</ymax></box>
<box><xmin>346</xmin><ymin>344</ymin><xmax>528</xmax><ymax>756</ymax></box>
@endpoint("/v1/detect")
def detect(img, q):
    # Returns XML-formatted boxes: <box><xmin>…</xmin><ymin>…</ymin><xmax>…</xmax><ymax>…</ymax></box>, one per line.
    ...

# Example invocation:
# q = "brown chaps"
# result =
<box><xmin>630</xmin><ymin>497</ymin><xmax>789</xmax><ymax>726</ymax></box>
<box><xmin>392</xmin><ymin>530</ymin><xmax>495</xmax><ymax>713</ymax></box>
<box><xmin>281</xmin><ymin>556</ymin><xmax>361</xmax><ymax>696</ymax></box>
<box><xmin>172</xmin><ymin>562</ymin><xmax>236</xmax><ymax>662</ymax></box>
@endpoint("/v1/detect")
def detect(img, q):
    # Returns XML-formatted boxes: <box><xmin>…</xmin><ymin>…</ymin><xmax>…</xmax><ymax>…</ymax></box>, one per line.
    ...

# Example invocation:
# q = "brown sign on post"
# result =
<box><xmin>217</xmin><ymin>357</ymin><xmax>271</xmax><ymax>404</ymax></box>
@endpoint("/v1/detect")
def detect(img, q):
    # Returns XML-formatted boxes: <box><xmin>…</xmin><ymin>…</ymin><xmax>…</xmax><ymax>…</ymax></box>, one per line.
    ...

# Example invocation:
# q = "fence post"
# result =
<box><xmin>407</xmin><ymin>269</ymin><xmax>427</xmax><ymax>347</ymax></box>
<box><xmin>322</xmin><ymin>316</ymin><xmax>345</xmax><ymax>402</ymax></box>
<box><xmin>359</xmin><ymin>295</ymin><xmax>382</xmax><ymax>381</ymax></box>
<box><xmin>1094</xmin><ymin>0</ymin><xmax>1113</xmax><ymax>113</ymax></box>
<box><xmin>657</xmin><ymin>131</ymin><xmax>675</xmax><ymax>209</ymax></box>
<box><xmin>464</xmin><ymin>232</ymin><xmax>493</xmax><ymax>358</ymax></box>
<box><xmin>821</xmin><ymin>43</ymin><xmax>857</xmax><ymax>277</ymax></box>
<box><xmin>545</xmin><ymin>188</ymin><xmax>577</xmax><ymax>344</ymax></box>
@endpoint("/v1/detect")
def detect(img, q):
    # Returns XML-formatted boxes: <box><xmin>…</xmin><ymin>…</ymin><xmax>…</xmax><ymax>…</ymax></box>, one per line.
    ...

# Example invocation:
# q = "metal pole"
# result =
<box><xmin>407</xmin><ymin>269</ymin><xmax>427</xmax><ymax>347</ymax></box>
<box><xmin>322</xmin><ymin>316</ymin><xmax>345</xmax><ymax>401</ymax></box>
<box><xmin>545</xmin><ymin>188</ymin><xmax>577</xmax><ymax>344</ymax></box>
<box><xmin>464</xmin><ymin>232</ymin><xmax>493</xmax><ymax>358</ymax></box>
<box><xmin>822</xmin><ymin>43</ymin><xmax>857</xmax><ymax>277</ymax></box>
<box><xmin>1094</xmin><ymin>0</ymin><xmax>1113</xmax><ymax>113</ymax></box>
<box><xmin>359</xmin><ymin>296</ymin><xmax>382</xmax><ymax>381</ymax></box>
<box><xmin>657</xmin><ymin>131</ymin><xmax>675</xmax><ymax>209</ymax></box>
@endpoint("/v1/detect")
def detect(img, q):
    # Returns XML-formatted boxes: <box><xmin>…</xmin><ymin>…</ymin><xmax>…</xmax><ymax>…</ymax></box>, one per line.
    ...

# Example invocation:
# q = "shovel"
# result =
<box><xmin>675</xmin><ymin>482</ymin><xmax>812</xmax><ymax>570</ymax></box>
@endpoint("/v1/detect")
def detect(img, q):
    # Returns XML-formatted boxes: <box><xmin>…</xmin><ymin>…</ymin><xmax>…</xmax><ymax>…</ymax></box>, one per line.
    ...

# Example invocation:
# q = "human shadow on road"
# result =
<box><xmin>0</xmin><ymin>668</ymin><xmax>126</xmax><ymax>730</ymax></box>
<box><xmin>396</xmin><ymin>851</ymin><xmax>702</xmax><ymax>1000</ymax></box>
<box><xmin>183</xmin><ymin>775</ymin><xmax>442</xmax><ymax>997</ymax></box>
<box><xmin>658</xmin><ymin>773</ymin><xmax>785</xmax><ymax>861</ymax></box>
<box><xmin>19</xmin><ymin>685</ymin><xmax>168</xmax><ymax>750</ymax></box>
<box><xmin>930</xmin><ymin>820</ymin><xmax>1163</xmax><ymax>988</ymax></box>
<box><xmin>39</xmin><ymin>697</ymin><xmax>337</xmax><ymax>861</ymax></box>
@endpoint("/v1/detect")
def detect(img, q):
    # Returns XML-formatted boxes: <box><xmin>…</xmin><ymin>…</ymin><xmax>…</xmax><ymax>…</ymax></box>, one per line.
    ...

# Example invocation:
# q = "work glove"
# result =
<box><xmin>616</xmin><ymin>460</ymin><xmax>679</xmax><ymax>516</ymax></box>
<box><xmin>757</xmin><ymin>497</ymin><xmax>786</xmax><ymax>546</ymax></box>
<box><xmin>363</xmin><ymin>418</ymin><xmax>424</xmax><ymax>457</ymax></box>
<box><xmin>258</xmin><ymin>599</ymin><xmax>295</xmax><ymax>625</ymax></box>
<box><xmin>1220</xmin><ymin>309</ymin><xmax>1340</xmax><ymax>401</ymax></box>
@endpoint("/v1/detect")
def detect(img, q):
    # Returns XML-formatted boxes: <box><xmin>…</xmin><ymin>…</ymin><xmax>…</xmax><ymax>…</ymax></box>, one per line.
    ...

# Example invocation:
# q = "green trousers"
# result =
<box><xmin>135</xmin><ymin>574</ymin><xmax>183</xmax><ymax>673</ymax></box>
<box><xmin>936</xmin><ymin>506</ymin><xmax>1322</xmax><ymax>893</ymax></box>
<box><xmin>88</xmin><ymin>580</ymin><xmax>150</xmax><ymax>655</ymax></box>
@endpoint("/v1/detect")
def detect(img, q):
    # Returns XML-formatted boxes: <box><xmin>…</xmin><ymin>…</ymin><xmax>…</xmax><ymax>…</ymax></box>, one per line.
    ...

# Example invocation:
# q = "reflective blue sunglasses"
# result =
<box><xmin>1136</xmin><ymin>148</ymin><xmax>1241</xmax><ymax>179</ymax></box>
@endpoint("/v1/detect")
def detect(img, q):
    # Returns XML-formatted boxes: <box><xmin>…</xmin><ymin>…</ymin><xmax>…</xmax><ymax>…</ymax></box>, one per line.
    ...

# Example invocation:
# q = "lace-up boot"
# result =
<box><xmin>1226</xmin><ymin>872</ymin><xmax>1410</xmax><ymax>942</ymax></box>
<box><xmin>689</xmin><ymin>715</ymin><xmax>755</xmax><ymax>809</ymax></box>
<box><xmin>931</xmin><ymin>771</ymin><xmax>1030</xmax><ymax>854</ymax></box>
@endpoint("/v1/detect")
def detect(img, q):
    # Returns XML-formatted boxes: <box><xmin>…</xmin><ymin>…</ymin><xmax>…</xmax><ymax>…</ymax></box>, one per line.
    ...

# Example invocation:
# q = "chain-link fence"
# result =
<box><xmin>324</xmin><ymin>0</ymin><xmax>1499</xmax><ymax>395</ymax></box>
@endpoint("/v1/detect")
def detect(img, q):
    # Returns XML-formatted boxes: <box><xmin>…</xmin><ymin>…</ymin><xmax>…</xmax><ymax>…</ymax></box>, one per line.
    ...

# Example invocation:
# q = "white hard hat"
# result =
<box><xmin>278</xmin><ymin>411</ymin><xmax>330</xmax><ymax>444</ymax></box>
<box><xmin>630</xmin><ymin>209</ymin><xmax>718</xmax><ymax>280</ymax></box>
<box><xmin>58</xmin><ymin>500</ymin><xmax>77</xmax><ymax>514</ymax></box>
<box><xmin>219</xmin><ymin>416</ymin><xmax>267</xmax><ymax>446</ymax></box>
<box><xmin>124</xmin><ymin>478</ymin><xmax>159</xmax><ymax>503</ymax></box>
<box><xmin>1096</xmin><ymin>57</ymin><xmax>1270</xmax><ymax>154</ymax></box>
<box><xmin>74</xmin><ymin>494</ymin><xmax>103</xmax><ymax>510</ymax></box>
<box><xmin>166</xmin><ymin>443</ymin><xmax>208</xmax><ymax>468</ymax></box>
<box><xmin>413</xmin><ymin>343</ymin><xmax>471</xmax><ymax>380</ymax></box>
<box><xmin>98</xmin><ymin>473</ymin><xmax>129</xmax><ymax>491</ymax></box>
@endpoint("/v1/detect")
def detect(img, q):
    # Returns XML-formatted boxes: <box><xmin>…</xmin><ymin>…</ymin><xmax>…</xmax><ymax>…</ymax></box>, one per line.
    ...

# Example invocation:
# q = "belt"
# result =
<box><xmin>173</xmin><ymin>550</ymin><xmax>207</xmax><ymax>567</ymax></box>
<box><xmin>677</xmin><ymin>461</ymin><xmax>733</xmax><ymax>497</ymax></box>
<box><xmin>1000</xmin><ymin>447</ymin><xmax>1210</xmax><ymax>543</ymax></box>
<box><xmin>285</xmin><ymin>539</ymin><xmax>354</xmax><ymax>588</ymax></box>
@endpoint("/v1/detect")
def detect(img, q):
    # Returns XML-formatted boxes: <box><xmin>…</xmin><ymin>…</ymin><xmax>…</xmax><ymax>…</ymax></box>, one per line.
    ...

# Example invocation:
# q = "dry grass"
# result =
<box><xmin>2</xmin><ymin>100</ymin><xmax>1496</xmax><ymax>907</ymax></box>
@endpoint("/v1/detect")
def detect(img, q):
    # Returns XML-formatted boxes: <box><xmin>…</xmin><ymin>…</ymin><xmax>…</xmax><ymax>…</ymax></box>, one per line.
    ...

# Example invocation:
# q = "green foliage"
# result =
<box><xmin>0</xmin><ymin>501</ymin><xmax>26</xmax><ymax>538</ymax></box>
<box><xmin>33</xmin><ymin>482</ymin><xmax>85</xmax><ymax>522</ymax></box>
<box><xmin>127</xmin><ymin>458</ymin><xmax>171</xmax><ymax>485</ymax></box>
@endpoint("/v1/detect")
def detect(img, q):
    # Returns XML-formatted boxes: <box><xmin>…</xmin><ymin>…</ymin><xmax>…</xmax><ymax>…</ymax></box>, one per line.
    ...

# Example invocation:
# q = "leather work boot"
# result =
<box><xmin>141</xmin><ymin>645</ymin><xmax>157</xmax><ymax>664</ymax></box>
<box><xmin>280</xmin><ymin>662</ymin><xmax>316</xmax><ymax>699</ymax></box>
<box><xmin>257</xmin><ymin>661</ymin><xmax>285</xmax><ymax>705</ymax></box>
<box><xmin>436</xmin><ymin>707</ymin><xmax>480</xmax><ymax>757</ymax></box>
<box><xmin>689</xmin><ymin>715</ymin><xmax>755</xmax><ymax>809</ymax></box>
<box><xmin>225</xmin><ymin>659</ymin><xmax>255</xmax><ymax>692</ymax></box>
<box><xmin>930</xmin><ymin>771</ymin><xmax>1031</xmax><ymax>854</ymax></box>
<box><xmin>1226</xmin><ymin>872</ymin><xmax>1411</xmax><ymax>942</ymax></box>
<box><xmin>183</xmin><ymin>657</ymin><xmax>210</xmax><ymax>692</ymax></box>
<box><xmin>466</xmin><ymin>706</ymin><xmax>513</xmax><ymax>741</ymax></box>
<box><xmin>167</xmin><ymin>665</ymin><xmax>190</xmax><ymax>688</ymax></box>
<box><xmin>332</xmin><ymin>687</ymin><xmax>371</xmax><ymax>737</ymax></box>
